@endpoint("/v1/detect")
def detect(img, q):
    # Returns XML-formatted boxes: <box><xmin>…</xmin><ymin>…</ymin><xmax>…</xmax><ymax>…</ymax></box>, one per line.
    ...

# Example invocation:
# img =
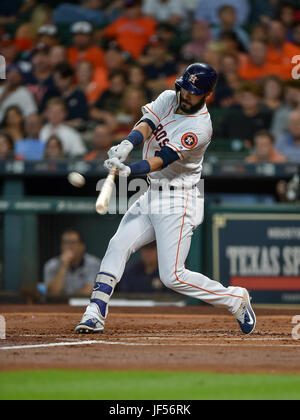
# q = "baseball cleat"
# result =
<box><xmin>74</xmin><ymin>316</ymin><xmax>104</xmax><ymax>334</ymax></box>
<box><xmin>234</xmin><ymin>289</ymin><xmax>256</xmax><ymax>335</ymax></box>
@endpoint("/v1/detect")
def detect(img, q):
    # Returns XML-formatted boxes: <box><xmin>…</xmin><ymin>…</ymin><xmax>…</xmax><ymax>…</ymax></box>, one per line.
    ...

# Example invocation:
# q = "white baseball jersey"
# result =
<box><xmin>141</xmin><ymin>90</ymin><xmax>213</xmax><ymax>187</ymax></box>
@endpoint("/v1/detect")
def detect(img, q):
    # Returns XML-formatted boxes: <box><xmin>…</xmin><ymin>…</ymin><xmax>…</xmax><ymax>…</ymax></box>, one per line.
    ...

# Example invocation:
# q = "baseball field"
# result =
<box><xmin>1</xmin><ymin>304</ymin><xmax>300</xmax><ymax>400</ymax></box>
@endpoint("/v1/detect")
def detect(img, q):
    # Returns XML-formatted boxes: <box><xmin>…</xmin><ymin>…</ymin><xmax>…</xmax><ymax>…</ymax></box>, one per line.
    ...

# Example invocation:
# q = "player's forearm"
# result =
<box><xmin>124</xmin><ymin>122</ymin><xmax>152</xmax><ymax>149</ymax></box>
<box><xmin>133</xmin><ymin>122</ymin><xmax>152</xmax><ymax>142</ymax></box>
<box><xmin>127</xmin><ymin>157</ymin><xmax>163</xmax><ymax>175</ymax></box>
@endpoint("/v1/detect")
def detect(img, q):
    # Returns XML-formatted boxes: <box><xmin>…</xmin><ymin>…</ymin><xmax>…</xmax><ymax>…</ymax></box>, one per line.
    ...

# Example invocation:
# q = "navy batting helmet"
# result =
<box><xmin>175</xmin><ymin>63</ymin><xmax>218</xmax><ymax>96</ymax></box>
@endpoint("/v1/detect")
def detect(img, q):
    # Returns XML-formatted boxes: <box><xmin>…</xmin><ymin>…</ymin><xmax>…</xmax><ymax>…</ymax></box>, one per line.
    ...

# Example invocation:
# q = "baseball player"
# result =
<box><xmin>75</xmin><ymin>63</ymin><xmax>256</xmax><ymax>335</ymax></box>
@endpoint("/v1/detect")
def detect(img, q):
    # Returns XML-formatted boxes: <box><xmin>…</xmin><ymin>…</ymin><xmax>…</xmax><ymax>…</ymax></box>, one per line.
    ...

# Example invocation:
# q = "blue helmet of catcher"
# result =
<box><xmin>175</xmin><ymin>63</ymin><xmax>218</xmax><ymax>96</ymax></box>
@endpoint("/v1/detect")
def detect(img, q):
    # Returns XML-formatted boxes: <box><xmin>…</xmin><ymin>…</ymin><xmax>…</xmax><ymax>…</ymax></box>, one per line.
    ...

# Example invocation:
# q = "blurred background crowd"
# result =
<box><xmin>0</xmin><ymin>0</ymin><xmax>299</xmax><ymax>165</ymax></box>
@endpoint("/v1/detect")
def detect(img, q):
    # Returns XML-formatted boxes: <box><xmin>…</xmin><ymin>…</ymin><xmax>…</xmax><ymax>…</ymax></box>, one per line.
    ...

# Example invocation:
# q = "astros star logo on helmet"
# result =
<box><xmin>189</xmin><ymin>74</ymin><xmax>198</xmax><ymax>84</ymax></box>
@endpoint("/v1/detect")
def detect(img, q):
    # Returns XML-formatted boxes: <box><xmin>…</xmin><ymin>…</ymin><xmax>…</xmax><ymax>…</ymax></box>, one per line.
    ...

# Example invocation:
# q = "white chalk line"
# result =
<box><xmin>1</xmin><ymin>339</ymin><xmax>300</xmax><ymax>351</ymax></box>
<box><xmin>18</xmin><ymin>334</ymin><xmax>292</xmax><ymax>342</ymax></box>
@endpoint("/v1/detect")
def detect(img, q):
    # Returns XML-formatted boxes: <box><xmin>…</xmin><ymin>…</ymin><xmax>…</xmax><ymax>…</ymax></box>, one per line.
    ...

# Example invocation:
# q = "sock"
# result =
<box><xmin>85</xmin><ymin>272</ymin><xmax>117</xmax><ymax>320</ymax></box>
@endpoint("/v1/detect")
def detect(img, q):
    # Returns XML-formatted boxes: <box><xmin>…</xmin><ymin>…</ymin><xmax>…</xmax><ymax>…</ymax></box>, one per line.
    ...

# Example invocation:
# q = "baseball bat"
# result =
<box><xmin>95</xmin><ymin>165</ymin><xmax>117</xmax><ymax>215</ymax></box>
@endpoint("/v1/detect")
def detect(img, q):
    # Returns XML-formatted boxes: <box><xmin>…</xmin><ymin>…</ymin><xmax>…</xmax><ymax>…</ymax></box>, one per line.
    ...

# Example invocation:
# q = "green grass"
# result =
<box><xmin>0</xmin><ymin>370</ymin><xmax>300</xmax><ymax>400</ymax></box>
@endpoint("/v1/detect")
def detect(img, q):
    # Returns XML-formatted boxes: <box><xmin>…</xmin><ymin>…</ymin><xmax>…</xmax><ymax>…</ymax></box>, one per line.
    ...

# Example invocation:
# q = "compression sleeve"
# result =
<box><xmin>155</xmin><ymin>146</ymin><xmax>180</xmax><ymax>168</ymax></box>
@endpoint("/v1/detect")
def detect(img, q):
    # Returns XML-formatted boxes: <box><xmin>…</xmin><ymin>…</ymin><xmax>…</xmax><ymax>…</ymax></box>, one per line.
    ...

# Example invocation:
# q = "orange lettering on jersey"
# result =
<box><xmin>181</xmin><ymin>133</ymin><xmax>198</xmax><ymax>149</ymax></box>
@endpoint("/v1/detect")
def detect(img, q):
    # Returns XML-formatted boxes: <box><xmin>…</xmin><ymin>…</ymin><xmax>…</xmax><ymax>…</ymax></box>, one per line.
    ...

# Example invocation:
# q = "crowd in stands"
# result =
<box><xmin>0</xmin><ymin>0</ymin><xmax>299</xmax><ymax>164</ymax></box>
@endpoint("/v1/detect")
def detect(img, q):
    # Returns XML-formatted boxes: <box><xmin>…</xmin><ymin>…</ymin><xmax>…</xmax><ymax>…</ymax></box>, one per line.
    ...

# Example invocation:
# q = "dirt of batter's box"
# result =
<box><xmin>0</xmin><ymin>305</ymin><xmax>300</xmax><ymax>374</ymax></box>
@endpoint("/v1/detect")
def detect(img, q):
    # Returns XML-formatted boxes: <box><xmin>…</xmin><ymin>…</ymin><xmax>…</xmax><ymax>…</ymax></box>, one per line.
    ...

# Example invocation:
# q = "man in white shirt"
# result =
<box><xmin>0</xmin><ymin>65</ymin><xmax>37</xmax><ymax>122</ymax></box>
<box><xmin>40</xmin><ymin>97</ymin><xmax>87</xmax><ymax>157</ymax></box>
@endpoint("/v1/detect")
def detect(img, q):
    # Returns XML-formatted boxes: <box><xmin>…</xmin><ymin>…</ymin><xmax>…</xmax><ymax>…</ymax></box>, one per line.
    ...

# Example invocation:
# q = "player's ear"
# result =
<box><xmin>206</xmin><ymin>91</ymin><xmax>214</xmax><ymax>101</ymax></box>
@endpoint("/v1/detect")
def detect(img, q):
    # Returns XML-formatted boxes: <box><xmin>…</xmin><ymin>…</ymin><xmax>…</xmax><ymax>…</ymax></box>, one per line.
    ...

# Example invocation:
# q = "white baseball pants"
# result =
<box><xmin>90</xmin><ymin>187</ymin><xmax>244</xmax><ymax>315</ymax></box>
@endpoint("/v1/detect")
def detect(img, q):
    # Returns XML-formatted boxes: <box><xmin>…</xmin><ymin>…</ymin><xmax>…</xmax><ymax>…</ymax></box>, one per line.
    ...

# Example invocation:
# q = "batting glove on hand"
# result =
<box><xmin>104</xmin><ymin>157</ymin><xmax>131</xmax><ymax>177</ymax></box>
<box><xmin>107</xmin><ymin>140</ymin><xmax>133</xmax><ymax>162</ymax></box>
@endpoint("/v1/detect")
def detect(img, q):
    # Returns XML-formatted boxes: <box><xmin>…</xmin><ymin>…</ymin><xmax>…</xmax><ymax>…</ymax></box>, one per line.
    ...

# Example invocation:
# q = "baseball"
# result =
<box><xmin>68</xmin><ymin>172</ymin><xmax>86</xmax><ymax>188</ymax></box>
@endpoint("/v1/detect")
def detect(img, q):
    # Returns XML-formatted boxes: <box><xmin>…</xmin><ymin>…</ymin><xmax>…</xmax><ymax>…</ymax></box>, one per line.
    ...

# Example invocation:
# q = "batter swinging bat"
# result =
<box><xmin>95</xmin><ymin>165</ymin><xmax>117</xmax><ymax>214</ymax></box>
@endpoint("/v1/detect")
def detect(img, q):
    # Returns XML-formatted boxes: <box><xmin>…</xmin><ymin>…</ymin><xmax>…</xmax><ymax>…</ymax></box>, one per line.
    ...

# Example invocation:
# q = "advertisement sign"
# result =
<box><xmin>212</xmin><ymin>213</ymin><xmax>300</xmax><ymax>303</ymax></box>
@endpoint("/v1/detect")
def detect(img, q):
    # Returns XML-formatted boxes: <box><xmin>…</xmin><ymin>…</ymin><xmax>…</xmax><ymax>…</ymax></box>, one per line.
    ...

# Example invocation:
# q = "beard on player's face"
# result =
<box><xmin>179</xmin><ymin>90</ymin><xmax>207</xmax><ymax>114</ymax></box>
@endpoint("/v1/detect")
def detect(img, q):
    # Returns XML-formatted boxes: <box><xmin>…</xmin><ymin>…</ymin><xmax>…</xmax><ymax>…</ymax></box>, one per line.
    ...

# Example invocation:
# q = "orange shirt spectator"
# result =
<box><xmin>68</xmin><ymin>21</ymin><xmax>105</xmax><ymax>69</ymax></box>
<box><xmin>104</xmin><ymin>1</ymin><xmax>156</xmax><ymax>59</ymax></box>
<box><xmin>76</xmin><ymin>61</ymin><xmax>109</xmax><ymax>105</ymax></box>
<box><xmin>267</xmin><ymin>42</ymin><xmax>300</xmax><ymax>80</ymax></box>
<box><xmin>239</xmin><ymin>40</ymin><xmax>282</xmax><ymax>81</ymax></box>
<box><xmin>266</xmin><ymin>20</ymin><xmax>300</xmax><ymax>80</ymax></box>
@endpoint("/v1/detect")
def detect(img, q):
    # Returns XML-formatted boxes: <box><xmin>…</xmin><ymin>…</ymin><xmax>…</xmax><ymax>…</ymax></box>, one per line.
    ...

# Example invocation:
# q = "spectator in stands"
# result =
<box><xmin>84</xmin><ymin>124</ymin><xmax>114</xmax><ymax>161</ymax></box>
<box><xmin>271</xmin><ymin>80</ymin><xmax>300</xmax><ymax>138</ymax></box>
<box><xmin>25</xmin><ymin>43</ymin><xmax>59</xmax><ymax>112</ymax></box>
<box><xmin>40</xmin><ymin>98</ymin><xmax>87</xmax><ymax>157</ymax></box>
<box><xmin>261</xmin><ymin>75</ymin><xmax>284</xmax><ymax>112</ymax></box>
<box><xmin>195</xmin><ymin>0</ymin><xmax>250</xmax><ymax>26</ymax></box>
<box><xmin>15</xmin><ymin>114</ymin><xmax>45</xmax><ymax>161</ymax></box>
<box><xmin>239</xmin><ymin>40</ymin><xmax>279</xmax><ymax>81</ymax></box>
<box><xmin>0</xmin><ymin>132</ymin><xmax>22</xmax><ymax>160</ymax></box>
<box><xmin>142</xmin><ymin>0</ymin><xmax>186</xmax><ymax>26</ymax></box>
<box><xmin>218</xmin><ymin>30</ymin><xmax>248</xmax><ymax>64</ymax></box>
<box><xmin>119</xmin><ymin>242</ymin><xmax>168</xmax><ymax>293</ymax></box>
<box><xmin>103</xmin><ymin>0</ymin><xmax>156</xmax><ymax>60</ymax></box>
<box><xmin>221</xmin><ymin>82</ymin><xmax>273</xmax><ymax>148</ymax></box>
<box><xmin>266</xmin><ymin>19</ymin><xmax>300</xmax><ymax>80</ymax></box>
<box><xmin>43</xmin><ymin>135</ymin><xmax>66</xmax><ymax>160</ymax></box>
<box><xmin>2</xmin><ymin>105</ymin><xmax>25</xmax><ymax>143</ymax></box>
<box><xmin>53</xmin><ymin>62</ymin><xmax>88</xmax><ymax>128</ymax></box>
<box><xmin>90</xmin><ymin>69</ymin><xmax>128</xmax><ymax>130</ymax></box>
<box><xmin>212</xmin><ymin>5</ymin><xmax>250</xmax><ymax>50</ymax></box>
<box><xmin>275</xmin><ymin>110</ymin><xmax>300</xmax><ymax>163</ymax></box>
<box><xmin>76</xmin><ymin>61</ymin><xmax>105</xmax><ymax>106</ymax></box>
<box><xmin>89</xmin><ymin>42</ymin><xmax>127</xmax><ymax>100</ymax></box>
<box><xmin>181</xmin><ymin>20</ymin><xmax>211</xmax><ymax>62</ymax></box>
<box><xmin>53</xmin><ymin>0</ymin><xmax>106</xmax><ymax>26</ymax></box>
<box><xmin>128</xmin><ymin>64</ymin><xmax>153</xmax><ymax>101</ymax></box>
<box><xmin>0</xmin><ymin>65</ymin><xmax>37</xmax><ymax>123</ymax></box>
<box><xmin>49</xmin><ymin>45</ymin><xmax>68</xmax><ymax>68</ymax></box>
<box><xmin>0</xmin><ymin>33</ymin><xmax>19</xmax><ymax>68</ymax></box>
<box><xmin>248</xmin><ymin>0</ymin><xmax>278</xmax><ymax>25</ymax></box>
<box><xmin>14</xmin><ymin>3</ymin><xmax>53</xmax><ymax>52</ymax></box>
<box><xmin>44</xmin><ymin>229</ymin><xmax>101</xmax><ymax>297</ymax></box>
<box><xmin>37</xmin><ymin>24</ymin><xmax>60</xmax><ymax>49</ymax></box>
<box><xmin>143</xmin><ymin>37</ymin><xmax>177</xmax><ymax>95</ymax></box>
<box><xmin>214</xmin><ymin>53</ymin><xmax>241</xmax><ymax>108</ymax></box>
<box><xmin>278</xmin><ymin>1</ymin><xmax>297</xmax><ymax>42</ymax></box>
<box><xmin>250</xmin><ymin>23</ymin><xmax>269</xmax><ymax>43</ymax></box>
<box><xmin>114</xmin><ymin>86</ymin><xmax>146</xmax><ymax>140</ymax></box>
<box><xmin>246</xmin><ymin>130</ymin><xmax>287</xmax><ymax>163</ymax></box>
<box><xmin>68</xmin><ymin>21</ymin><xmax>105</xmax><ymax>70</ymax></box>
<box><xmin>104</xmin><ymin>42</ymin><xmax>128</xmax><ymax>73</ymax></box>
<box><xmin>154</xmin><ymin>22</ymin><xmax>179</xmax><ymax>60</ymax></box>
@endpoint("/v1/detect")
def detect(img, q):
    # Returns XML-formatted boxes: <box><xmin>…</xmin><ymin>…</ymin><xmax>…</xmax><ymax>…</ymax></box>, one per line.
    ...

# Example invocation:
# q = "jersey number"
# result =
<box><xmin>153</xmin><ymin>124</ymin><xmax>169</xmax><ymax>149</ymax></box>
